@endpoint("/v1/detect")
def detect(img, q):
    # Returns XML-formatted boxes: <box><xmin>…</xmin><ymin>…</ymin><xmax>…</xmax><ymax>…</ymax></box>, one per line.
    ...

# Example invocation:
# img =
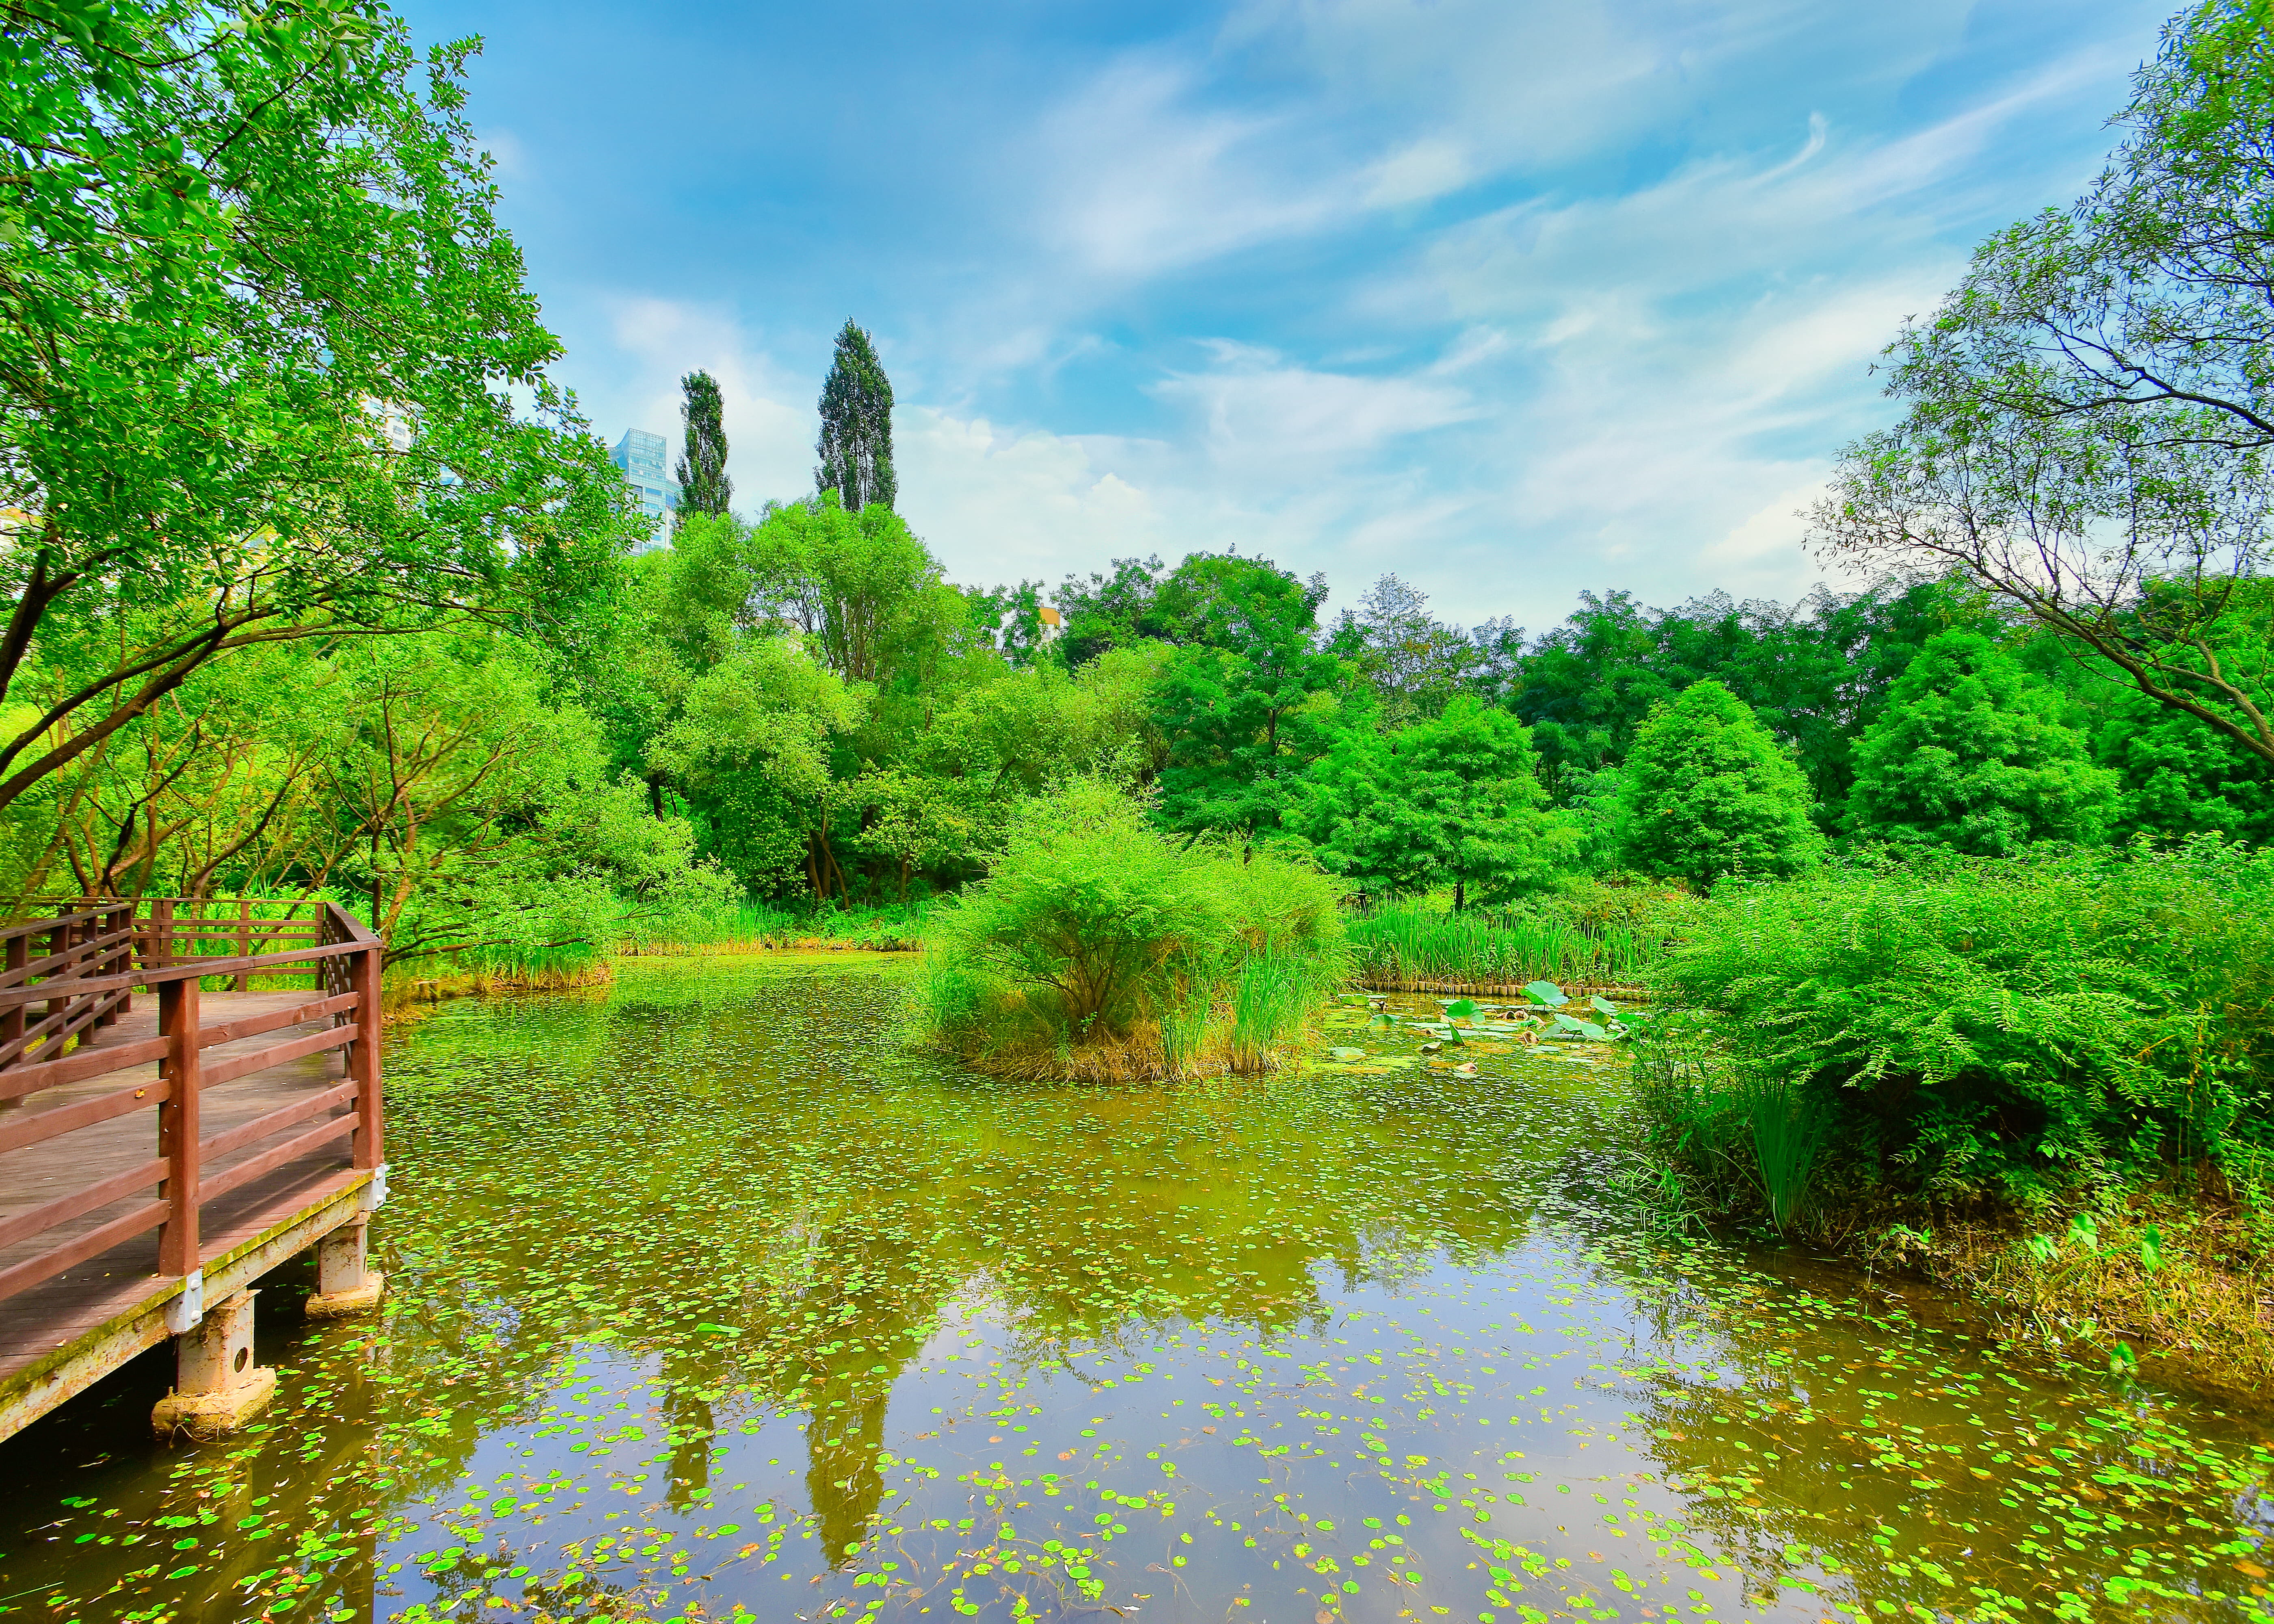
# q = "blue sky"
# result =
<box><xmin>394</xmin><ymin>0</ymin><xmax>2176</xmax><ymax>627</ymax></box>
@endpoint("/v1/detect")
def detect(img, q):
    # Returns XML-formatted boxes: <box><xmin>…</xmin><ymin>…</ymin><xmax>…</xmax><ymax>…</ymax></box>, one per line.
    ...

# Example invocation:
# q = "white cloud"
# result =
<box><xmin>895</xmin><ymin>410</ymin><xmax>1172</xmax><ymax>585</ymax></box>
<box><xmin>1703</xmin><ymin>477</ymin><xmax>1829</xmax><ymax>569</ymax></box>
<box><xmin>1033</xmin><ymin>58</ymin><xmax>1337</xmax><ymax>281</ymax></box>
<box><xmin>1150</xmin><ymin>348</ymin><xmax>1478</xmax><ymax>476</ymax></box>
<box><xmin>543</xmin><ymin>0</ymin><xmax>2167</xmax><ymax>628</ymax></box>
<box><xmin>1361</xmin><ymin>137</ymin><xmax>1474</xmax><ymax>207</ymax></box>
<box><xmin>602</xmin><ymin>297</ymin><xmax>814</xmax><ymax>507</ymax></box>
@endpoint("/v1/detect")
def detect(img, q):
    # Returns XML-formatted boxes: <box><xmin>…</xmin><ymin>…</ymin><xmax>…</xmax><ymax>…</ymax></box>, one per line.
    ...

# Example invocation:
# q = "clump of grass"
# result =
<box><xmin>913</xmin><ymin>782</ymin><xmax>1350</xmax><ymax>1081</ymax></box>
<box><xmin>385</xmin><ymin>941</ymin><xmax>614</xmax><ymax>1008</ymax></box>
<box><xmin>623</xmin><ymin>898</ymin><xmax>928</xmax><ymax>954</ymax></box>
<box><xmin>1347</xmin><ymin>896</ymin><xmax>1675</xmax><ymax>990</ymax></box>
<box><xmin>1630</xmin><ymin>1009</ymin><xmax>1826</xmax><ymax>1233</ymax></box>
<box><xmin>1739</xmin><ymin>1072</ymin><xmax>1830</xmax><ymax>1234</ymax></box>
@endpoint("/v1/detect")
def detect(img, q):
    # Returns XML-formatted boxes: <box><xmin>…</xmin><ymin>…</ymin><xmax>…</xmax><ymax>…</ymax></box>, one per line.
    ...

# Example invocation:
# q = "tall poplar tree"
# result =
<box><xmin>815</xmin><ymin>321</ymin><xmax>897</xmax><ymax>512</ymax></box>
<box><xmin>675</xmin><ymin>371</ymin><xmax>732</xmax><ymax>518</ymax></box>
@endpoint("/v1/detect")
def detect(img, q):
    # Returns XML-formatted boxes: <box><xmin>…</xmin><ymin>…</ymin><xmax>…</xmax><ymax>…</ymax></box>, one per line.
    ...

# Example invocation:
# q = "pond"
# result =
<box><xmin>4</xmin><ymin>954</ymin><xmax>2272</xmax><ymax>1624</ymax></box>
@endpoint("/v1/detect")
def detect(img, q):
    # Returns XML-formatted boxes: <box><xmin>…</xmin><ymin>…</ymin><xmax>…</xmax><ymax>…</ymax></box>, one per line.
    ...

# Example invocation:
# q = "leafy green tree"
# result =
<box><xmin>0</xmin><ymin>0</ymin><xmax>629</xmax><ymax>817</ymax></box>
<box><xmin>317</xmin><ymin>636</ymin><xmax>724</xmax><ymax>969</ymax></box>
<box><xmin>1845</xmin><ymin>630</ymin><xmax>2116</xmax><ymax>854</ymax></box>
<box><xmin>746</xmin><ymin>495</ymin><xmax>957</xmax><ymax>686</ymax></box>
<box><xmin>1815</xmin><ymin>0</ymin><xmax>2274</xmax><ymax>769</ymax></box>
<box><xmin>1150</xmin><ymin>557</ymin><xmax>1349</xmax><ymax>853</ymax></box>
<box><xmin>816</xmin><ymin>320</ymin><xmax>897</xmax><ymax>512</ymax></box>
<box><xmin>1513</xmin><ymin>579</ymin><xmax>1997</xmax><ymax>815</ymax></box>
<box><xmin>1294</xmin><ymin>698</ymin><xmax>1571</xmax><ymax>907</ymax></box>
<box><xmin>1053</xmin><ymin>555</ymin><xmax>1171</xmax><ymax>666</ymax></box>
<box><xmin>1621</xmin><ymin>680</ymin><xmax>1824</xmax><ymax>887</ymax></box>
<box><xmin>1322</xmin><ymin>575</ymin><xmax>1484</xmax><ymax>726</ymax></box>
<box><xmin>2095</xmin><ymin>677</ymin><xmax>2274</xmax><ymax>842</ymax></box>
<box><xmin>674</xmin><ymin>370</ymin><xmax>733</xmax><ymax>518</ymax></box>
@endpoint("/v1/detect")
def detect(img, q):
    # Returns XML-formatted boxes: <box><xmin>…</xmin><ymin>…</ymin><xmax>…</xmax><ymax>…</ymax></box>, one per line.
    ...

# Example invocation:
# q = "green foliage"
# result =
<box><xmin>0</xmin><ymin>0</ymin><xmax>632</xmax><ymax>815</ymax></box>
<box><xmin>1292</xmin><ymin>697</ymin><xmax>1575</xmax><ymax>907</ymax></box>
<box><xmin>914</xmin><ymin>783</ymin><xmax>1349</xmax><ymax>1078</ymax></box>
<box><xmin>646</xmin><ymin>637</ymin><xmax>866</xmax><ymax>897</ymax></box>
<box><xmin>2095</xmin><ymin>669</ymin><xmax>2274</xmax><ymax>842</ymax></box>
<box><xmin>675</xmin><ymin>370</ymin><xmax>733</xmax><ymax>518</ymax></box>
<box><xmin>1815</xmin><ymin>0</ymin><xmax>2274</xmax><ymax>773</ymax></box>
<box><xmin>1644</xmin><ymin>842</ymin><xmax>2274</xmax><ymax>1203</ymax></box>
<box><xmin>815</xmin><ymin>319</ymin><xmax>897</xmax><ymax>512</ymax></box>
<box><xmin>1320</xmin><ymin>575</ymin><xmax>1513</xmax><ymax>726</ymax></box>
<box><xmin>1619</xmin><ymin>681</ymin><xmax>1825</xmax><ymax>888</ymax></box>
<box><xmin>745</xmin><ymin>494</ymin><xmax>963</xmax><ymax>687</ymax></box>
<box><xmin>1514</xmin><ymin>580</ymin><xmax>1995</xmax><ymax>811</ymax></box>
<box><xmin>1151</xmin><ymin>556</ymin><xmax>1347</xmax><ymax>851</ymax></box>
<box><xmin>1846</xmin><ymin>629</ymin><xmax>2116</xmax><ymax>853</ymax></box>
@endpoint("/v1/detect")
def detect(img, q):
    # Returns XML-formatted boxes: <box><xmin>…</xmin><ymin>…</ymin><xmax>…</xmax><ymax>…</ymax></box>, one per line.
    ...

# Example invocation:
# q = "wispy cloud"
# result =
<box><xmin>452</xmin><ymin>0</ymin><xmax>2174</xmax><ymax>621</ymax></box>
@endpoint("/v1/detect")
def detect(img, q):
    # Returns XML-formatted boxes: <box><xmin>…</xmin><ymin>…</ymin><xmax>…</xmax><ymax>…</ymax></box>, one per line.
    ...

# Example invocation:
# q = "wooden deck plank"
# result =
<box><xmin>0</xmin><ymin>990</ymin><xmax>371</xmax><ymax>1406</ymax></box>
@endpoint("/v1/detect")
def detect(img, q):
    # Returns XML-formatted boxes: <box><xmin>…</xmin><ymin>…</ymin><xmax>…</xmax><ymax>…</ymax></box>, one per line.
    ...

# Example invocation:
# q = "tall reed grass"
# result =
<box><xmin>385</xmin><ymin>939</ymin><xmax>612</xmax><ymax>1005</ymax></box>
<box><xmin>1347</xmin><ymin>899</ymin><xmax>1664</xmax><ymax>988</ymax></box>
<box><xmin>1630</xmin><ymin>1011</ymin><xmax>1827</xmax><ymax>1234</ymax></box>
<box><xmin>620</xmin><ymin>898</ymin><xmax>927</xmax><ymax>954</ymax></box>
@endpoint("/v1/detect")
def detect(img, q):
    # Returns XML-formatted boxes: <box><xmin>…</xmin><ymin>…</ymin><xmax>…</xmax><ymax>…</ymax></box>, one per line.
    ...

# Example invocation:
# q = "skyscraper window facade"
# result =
<box><xmin>611</xmin><ymin>429</ymin><xmax>681</xmax><ymax>537</ymax></box>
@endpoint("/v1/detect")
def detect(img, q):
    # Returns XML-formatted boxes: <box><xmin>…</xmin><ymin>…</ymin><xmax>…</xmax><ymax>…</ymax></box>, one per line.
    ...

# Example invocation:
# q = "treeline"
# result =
<box><xmin>10</xmin><ymin>0</ymin><xmax>2274</xmax><ymax>986</ymax></box>
<box><xmin>13</xmin><ymin>474</ymin><xmax>2272</xmax><ymax>964</ymax></box>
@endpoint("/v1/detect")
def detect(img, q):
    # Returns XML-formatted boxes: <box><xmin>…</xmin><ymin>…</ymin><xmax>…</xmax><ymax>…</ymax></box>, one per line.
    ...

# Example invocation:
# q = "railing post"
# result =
<box><xmin>99</xmin><ymin>902</ymin><xmax>127</xmax><ymax>1026</ymax></box>
<box><xmin>150</xmin><ymin>899</ymin><xmax>174</xmax><ymax>971</ymax></box>
<box><xmin>158</xmin><ymin>974</ymin><xmax>202</xmax><ymax>1277</ymax></box>
<box><xmin>351</xmin><ymin>943</ymin><xmax>383</xmax><ymax>1170</ymax></box>
<box><xmin>2</xmin><ymin>929</ymin><xmax>24</xmax><ymax>1060</ymax></box>
<box><xmin>41</xmin><ymin>906</ymin><xmax>71</xmax><ymax>1047</ymax></box>
<box><xmin>232</xmin><ymin>899</ymin><xmax>251</xmax><ymax>993</ymax></box>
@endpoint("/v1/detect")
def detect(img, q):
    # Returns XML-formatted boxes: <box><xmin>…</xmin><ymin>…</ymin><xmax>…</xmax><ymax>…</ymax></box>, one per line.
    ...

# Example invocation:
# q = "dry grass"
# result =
<box><xmin>1855</xmin><ymin>1171</ymin><xmax>2274</xmax><ymax>1397</ymax></box>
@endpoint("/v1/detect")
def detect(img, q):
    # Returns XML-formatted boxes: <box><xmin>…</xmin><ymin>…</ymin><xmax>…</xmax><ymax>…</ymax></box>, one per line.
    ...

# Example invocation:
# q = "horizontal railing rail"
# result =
<box><xmin>0</xmin><ymin>897</ymin><xmax>383</xmax><ymax>1309</ymax></box>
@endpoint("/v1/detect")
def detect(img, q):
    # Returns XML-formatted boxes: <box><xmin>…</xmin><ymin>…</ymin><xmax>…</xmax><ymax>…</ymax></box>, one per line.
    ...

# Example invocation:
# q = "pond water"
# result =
<box><xmin>4</xmin><ymin>954</ymin><xmax>2273</xmax><ymax>1624</ymax></box>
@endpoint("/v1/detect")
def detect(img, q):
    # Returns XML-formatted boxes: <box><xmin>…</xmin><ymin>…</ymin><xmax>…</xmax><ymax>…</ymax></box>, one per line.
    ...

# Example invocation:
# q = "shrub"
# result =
<box><xmin>1639</xmin><ymin>840</ymin><xmax>2274</xmax><ymax>1205</ymax></box>
<box><xmin>912</xmin><ymin>782</ymin><xmax>1349</xmax><ymax>1079</ymax></box>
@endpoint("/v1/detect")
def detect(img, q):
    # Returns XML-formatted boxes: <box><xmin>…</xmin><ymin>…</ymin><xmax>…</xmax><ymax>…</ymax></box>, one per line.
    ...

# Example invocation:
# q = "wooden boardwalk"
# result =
<box><xmin>0</xmin><ymin>902</ymin><xmax>385</xmax><ymax>1440</ymax></box>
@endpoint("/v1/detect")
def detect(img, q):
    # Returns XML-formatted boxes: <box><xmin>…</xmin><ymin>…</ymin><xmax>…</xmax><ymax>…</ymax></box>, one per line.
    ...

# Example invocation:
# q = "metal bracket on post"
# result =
<box><xmin>164</xmin><ymin>1269</ymin><xmax>204</xmax><ymax>1335</ymax></box>
<box><xmin>359</xmin><ymin>1164</ymin><xmax>389</xmax><ymax>1213</ymax></box>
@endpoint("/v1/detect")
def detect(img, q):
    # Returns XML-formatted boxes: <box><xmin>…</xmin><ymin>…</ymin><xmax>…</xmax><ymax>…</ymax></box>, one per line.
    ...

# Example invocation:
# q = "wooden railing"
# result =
<box><xmin>0</xmin><ymin>897</ymin><xmax>383</xmax><ymax>1307</ymax></box>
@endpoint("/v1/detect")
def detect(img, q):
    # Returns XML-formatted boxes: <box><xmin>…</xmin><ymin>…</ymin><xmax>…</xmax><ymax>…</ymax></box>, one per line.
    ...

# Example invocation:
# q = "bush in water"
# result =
<box><xmin>913</xmin><ymin>781</ymin><xmax>1349</xmax><ymax>1079</ymax></box>
<box><xmin>1637</xmin><ymin>839</ymin><xmax>2274</xmax><ymax>1207</ymax></box>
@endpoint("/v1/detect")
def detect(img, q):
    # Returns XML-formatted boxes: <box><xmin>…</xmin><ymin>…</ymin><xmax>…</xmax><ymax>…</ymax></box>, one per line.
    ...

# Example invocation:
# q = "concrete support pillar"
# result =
<box><xmin>306</xmin><ymin>1216</ymin><xmax>385</xmax><ymax>1318</ymax></box>
<box><xmin>151</xmin><ymin>1288</ymin><xmax>276</xmax><ymax>1439</ymax></box>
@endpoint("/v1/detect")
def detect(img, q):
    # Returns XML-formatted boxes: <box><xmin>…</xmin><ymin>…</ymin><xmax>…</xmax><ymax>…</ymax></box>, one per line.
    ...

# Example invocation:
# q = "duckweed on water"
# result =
<box><xmin>2</xmin><ymin>954</ymin><xmax>2272</xmax><ymax>1623</ymax></box>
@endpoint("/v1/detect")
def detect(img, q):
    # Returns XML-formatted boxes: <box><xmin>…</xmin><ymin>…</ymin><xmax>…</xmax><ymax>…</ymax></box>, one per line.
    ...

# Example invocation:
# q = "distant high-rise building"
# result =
<box><xmin>611</xmin><ymin>429</ymin><xmax>681</xmax><ymax>536</ymax></box>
